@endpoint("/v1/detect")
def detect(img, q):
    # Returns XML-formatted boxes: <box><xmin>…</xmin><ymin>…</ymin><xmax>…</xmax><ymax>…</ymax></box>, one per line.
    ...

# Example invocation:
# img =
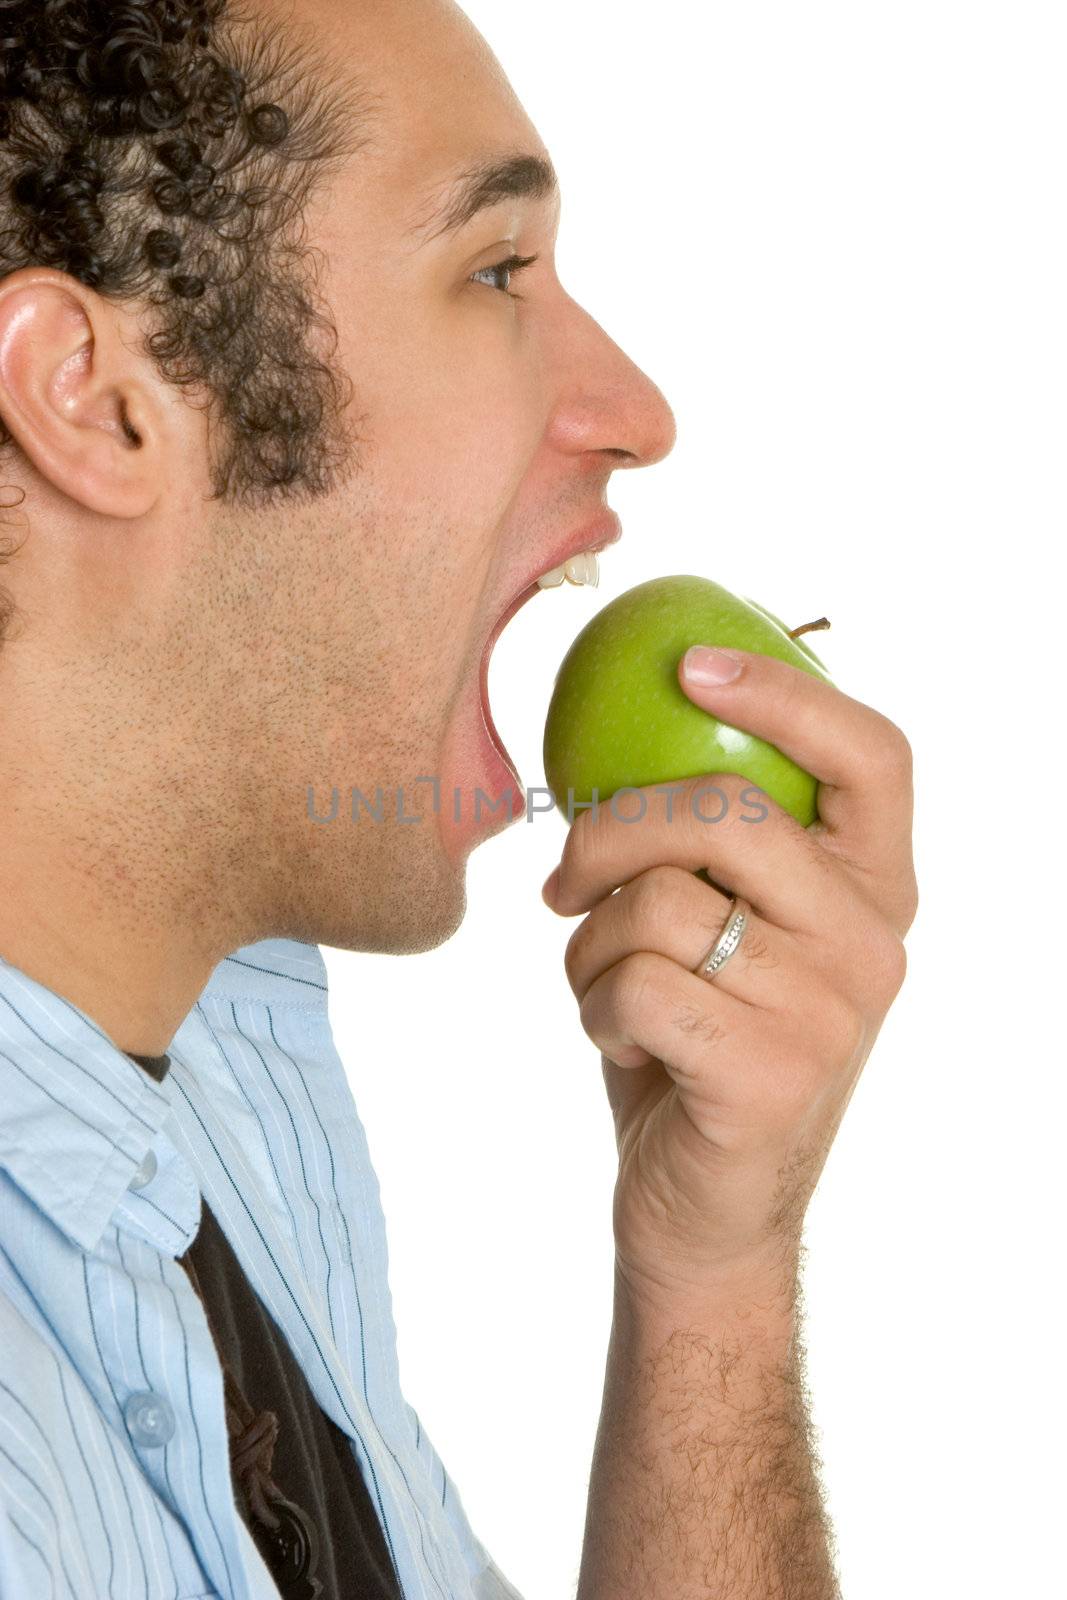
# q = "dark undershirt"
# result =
<box><xmin>127</xmin><ymin>1050</ymin><xmax>403</xmax><ymax>1600</ymax></box>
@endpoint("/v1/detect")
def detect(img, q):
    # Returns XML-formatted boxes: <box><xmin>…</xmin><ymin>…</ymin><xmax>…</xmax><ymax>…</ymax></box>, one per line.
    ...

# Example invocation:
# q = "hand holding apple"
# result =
<box><xmin>541</xmin><ymin>633</ymin><xmax>918</xmax><ymax>1310</ymax></box>
<box><xmin>543</xmin><ymin>574</ymin><xmax>834</xmax><ymax>829</ymax></box>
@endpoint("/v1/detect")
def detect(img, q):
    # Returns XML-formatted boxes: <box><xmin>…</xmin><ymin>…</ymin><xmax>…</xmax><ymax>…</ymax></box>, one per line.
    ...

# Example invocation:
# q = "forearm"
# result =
<box><xmin>576</xmin><ymin>1261</ymin><xmax>840</xmax><ymax>1600</ymax></box>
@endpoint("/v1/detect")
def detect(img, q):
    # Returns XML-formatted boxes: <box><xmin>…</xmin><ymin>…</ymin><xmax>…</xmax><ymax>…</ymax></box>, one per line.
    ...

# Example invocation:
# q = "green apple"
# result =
<box><xmin>543</xmin><ymin>574</ymin><xmax>832</xmax><ymax>829</ymax></box>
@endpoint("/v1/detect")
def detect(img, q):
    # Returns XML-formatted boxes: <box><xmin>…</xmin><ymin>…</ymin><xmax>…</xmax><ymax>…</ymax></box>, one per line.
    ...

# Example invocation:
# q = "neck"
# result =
<box><xmin>0</xmin><ymin>885</ymin><xmax>220</xmax><ymax>1057</ymax></box>
<box><xmin>0</xmin><ymin>778</ymin><xmax>248</xmax><ymax>1058</ymax></box>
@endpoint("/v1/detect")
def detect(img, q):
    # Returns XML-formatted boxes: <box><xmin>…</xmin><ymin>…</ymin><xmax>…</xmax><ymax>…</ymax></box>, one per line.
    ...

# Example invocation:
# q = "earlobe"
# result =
<box><xmin>0</xmin><ymin>271</ymin><xmax>161</xmax><ymax>519</ymax></box>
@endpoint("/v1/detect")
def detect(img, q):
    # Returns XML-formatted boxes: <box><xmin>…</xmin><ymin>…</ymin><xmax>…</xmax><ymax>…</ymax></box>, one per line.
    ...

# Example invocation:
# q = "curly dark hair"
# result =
<box><xmin>0</xmin><ymin>0</ymin><xmax>378</xmax><ymax>536</ymax></box>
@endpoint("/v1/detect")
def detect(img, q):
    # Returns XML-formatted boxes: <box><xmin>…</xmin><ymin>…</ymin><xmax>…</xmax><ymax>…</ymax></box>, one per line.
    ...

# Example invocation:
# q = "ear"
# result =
<box><xmin>0</xmin><ymin>270</ymin><xmax>171</xmax><ymax>519</ymax></box>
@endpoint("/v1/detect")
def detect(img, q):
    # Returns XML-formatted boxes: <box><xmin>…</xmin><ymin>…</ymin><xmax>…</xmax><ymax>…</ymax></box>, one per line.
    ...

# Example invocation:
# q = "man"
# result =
<box><xmin>0</xmin><ymin>0</ymin><xmax>916</xmax><ymax>1594</ymax></box>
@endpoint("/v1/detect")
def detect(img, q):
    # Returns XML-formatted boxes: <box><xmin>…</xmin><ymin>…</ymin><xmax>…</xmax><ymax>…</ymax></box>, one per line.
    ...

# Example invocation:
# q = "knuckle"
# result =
<box><xmin>900</xmin><ymin>874</ymin><xmax>920</xmax><ymax>931</ymax></box>
<box><xmin>873</xmin><ymin>929</ymin><xmax>908</xmax><ymax>1003</ymax></box>
<box><xmin>771</xmin><ymin>664</ymin><xmax>814</xmax><ymax>736</ymax></box>
<box><xmin>871</xmin><ymin>715</ymin><xmax>914</xmax><ymax>781</ymax></box>
<box><xmin>806</xmin><ymin>988</ymin><xmax>866</xmax><ymax>1072</ymax></box>
<box><xmin>626</xmin><ymin>864</ymin><xmax>685</xmax><ymax>933</ymax></box>
<box><xmin>852</xmin><ymin>915</ymin><xmax>909</xmax><ymax>1005</ymax></box>
<box><xmin>682</xmin><ymin>771</ymin><xmax>743</xmax><ymax>825</ymax></box>
<box><xmin>625</xmin><ymin>866</ymin><xmax>665</xmax><ymax>928</ymax></box>
<box><xmin>608</xmin><ymin>950</ymin><xmax>663</xmax><ymax>1029</ymax></box>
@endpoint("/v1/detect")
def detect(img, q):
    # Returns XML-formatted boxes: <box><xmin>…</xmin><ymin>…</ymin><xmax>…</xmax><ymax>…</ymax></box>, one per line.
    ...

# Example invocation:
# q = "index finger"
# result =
<box><xmin>679</xmin><ymin>646</ymin><xmax>916</xmax><ymax>925</ymax></box>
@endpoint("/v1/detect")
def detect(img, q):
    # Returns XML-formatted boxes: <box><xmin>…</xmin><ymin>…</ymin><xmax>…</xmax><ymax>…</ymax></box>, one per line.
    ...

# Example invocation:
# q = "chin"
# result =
<box><xmin>373</xmin><ymin>875</ymin><xmax>468</xmax><ymax>957</ymax></box>
<box><xmin>303</xmin><ymin>846</ymin><xmax>469</xmax><ymax>958</ymax></box>
<box><xmin>273</xmin><ymin>753</ymin><xmax>475</xmax><ymax>955</ymax></box>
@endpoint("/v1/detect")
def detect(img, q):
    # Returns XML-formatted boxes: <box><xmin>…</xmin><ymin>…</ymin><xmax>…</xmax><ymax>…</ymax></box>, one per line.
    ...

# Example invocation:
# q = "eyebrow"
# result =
<box><xmin>410</xmin><ymin>153</ymin><xmax>559</xmax><ymax>243</ymax></box>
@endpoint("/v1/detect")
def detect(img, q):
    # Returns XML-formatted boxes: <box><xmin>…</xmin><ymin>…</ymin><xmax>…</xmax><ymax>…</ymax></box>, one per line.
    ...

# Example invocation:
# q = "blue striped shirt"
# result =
<box><xmin>0</xmin><ymin>937</ymin><xmax>524</xmax><ymax>1600</ymax></box>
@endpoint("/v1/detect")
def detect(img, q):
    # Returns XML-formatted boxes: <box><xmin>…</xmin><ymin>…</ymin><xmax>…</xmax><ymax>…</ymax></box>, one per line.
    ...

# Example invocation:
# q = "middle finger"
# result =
<box><xmin>563</xmin><ymin>863</ymin><xmax>794</xmax><ymax>1012</ymax></box>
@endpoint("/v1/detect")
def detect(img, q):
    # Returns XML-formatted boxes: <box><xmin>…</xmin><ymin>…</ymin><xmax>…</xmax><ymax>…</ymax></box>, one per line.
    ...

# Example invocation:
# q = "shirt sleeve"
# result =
<box><xmin>473</xmin><ymin>1553</ymin><xmax>529</xmax><ymax>1600</ymax></box>
<box><xmin>405</xmin><ymin>1398</ymin><xmax>527</xmax><ymax>1600</ymax></box>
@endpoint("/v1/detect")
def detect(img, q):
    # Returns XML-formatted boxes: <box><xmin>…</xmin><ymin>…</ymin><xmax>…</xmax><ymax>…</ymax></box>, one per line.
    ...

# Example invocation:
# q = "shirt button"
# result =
<box><xmin>124</xmin><ymin>1391</ymin><xmax>176</xmax><ymax>1448</ymax></box>
<box><xmin>128</xmin><ymin>1148</ymin><xmax>158</xmax><ymax>1191</ymax></box>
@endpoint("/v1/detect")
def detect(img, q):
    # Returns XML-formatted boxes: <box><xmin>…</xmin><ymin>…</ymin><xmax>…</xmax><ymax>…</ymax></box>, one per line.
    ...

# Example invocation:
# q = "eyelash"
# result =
<box><xmin>470</xmin><ymin>253</ymin><xmax>540</xmax><ymax>300</ymax></box>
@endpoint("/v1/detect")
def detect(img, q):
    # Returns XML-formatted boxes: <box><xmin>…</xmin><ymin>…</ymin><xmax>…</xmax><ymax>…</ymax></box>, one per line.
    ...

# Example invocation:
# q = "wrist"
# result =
<box><xmin>611</xmin><ymin>1249</ymin><xmax>801</xmax><ymax>1358</ymax></box>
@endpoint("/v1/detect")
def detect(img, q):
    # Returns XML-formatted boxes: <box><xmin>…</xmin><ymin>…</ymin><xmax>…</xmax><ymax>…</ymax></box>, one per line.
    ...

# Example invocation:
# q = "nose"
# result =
<box><xmin>545</xmin><ymin>295</ymin><xmax>678</xmax><ymax>471</ymax></box>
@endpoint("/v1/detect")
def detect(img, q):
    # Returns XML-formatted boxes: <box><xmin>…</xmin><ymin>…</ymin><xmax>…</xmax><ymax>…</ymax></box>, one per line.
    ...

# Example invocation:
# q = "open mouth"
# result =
<box><xmin>476</xmin><ymin>512</ymin><xmax>621</xmax><ymax>775</ymax></box>
<box><xmin>478</xmin><ymin>582</ymin><xmax>541</xmax><ymax>767</ymax></box>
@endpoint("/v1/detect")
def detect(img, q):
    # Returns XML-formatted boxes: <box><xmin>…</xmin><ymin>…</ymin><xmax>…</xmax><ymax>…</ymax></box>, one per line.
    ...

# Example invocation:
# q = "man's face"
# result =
<box><xmin>190</xmin><ymin>0</ymin><xmax>676</xmax><ymax>956</ymax></box>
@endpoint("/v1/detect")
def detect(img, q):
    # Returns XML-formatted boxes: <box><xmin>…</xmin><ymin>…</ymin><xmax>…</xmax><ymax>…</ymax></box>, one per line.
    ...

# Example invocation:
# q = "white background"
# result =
<box><xmin>325</xmin><ymin>5</ymin><xmax>1065</xmax><ymax>1597</ymax></box>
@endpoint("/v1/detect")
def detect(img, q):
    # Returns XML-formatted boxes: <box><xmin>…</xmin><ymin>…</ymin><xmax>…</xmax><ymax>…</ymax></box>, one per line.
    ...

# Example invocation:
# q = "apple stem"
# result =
<box><xmin>789</xmin><ymin>617</ymin><xmax>831</xmax><ymax>640</ymax></box>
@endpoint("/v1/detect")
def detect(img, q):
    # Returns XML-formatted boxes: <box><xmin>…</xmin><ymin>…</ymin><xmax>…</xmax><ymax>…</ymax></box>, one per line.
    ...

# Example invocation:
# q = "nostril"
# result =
<box><xmin>120</xmin><ymin>401</ymin><xmax>142</xmax><ymax>447</ymax></box>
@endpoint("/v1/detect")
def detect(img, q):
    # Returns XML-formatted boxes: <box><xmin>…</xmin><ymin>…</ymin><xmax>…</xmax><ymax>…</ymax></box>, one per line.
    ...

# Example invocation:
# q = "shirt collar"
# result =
<box><xmin>0</xmin><ymin>937</ymin><xmax>328</xmax><ymax>1253</ymax></box>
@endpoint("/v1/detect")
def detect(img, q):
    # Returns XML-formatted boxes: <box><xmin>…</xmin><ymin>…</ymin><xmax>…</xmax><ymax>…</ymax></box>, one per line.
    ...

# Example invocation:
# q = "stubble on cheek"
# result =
<box><xmin>268</xmin><ymin>640</ymin><xmax>468</xmax><ymax>955</ymax></box>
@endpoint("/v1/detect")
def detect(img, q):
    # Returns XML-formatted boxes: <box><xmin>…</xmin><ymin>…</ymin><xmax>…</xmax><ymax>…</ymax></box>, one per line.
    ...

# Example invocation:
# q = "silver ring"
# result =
<box><xmin>692</xmin><ymin>896</ymin><xmax>752</xmax><ymax>983</ymax></box>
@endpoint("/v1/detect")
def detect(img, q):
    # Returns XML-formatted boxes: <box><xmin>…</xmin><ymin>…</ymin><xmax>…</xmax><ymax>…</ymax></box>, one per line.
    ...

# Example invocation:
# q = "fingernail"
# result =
<box><xmin>542</xmin><ymin>866</ymin><xmax>561</xmax><ymax>905</ymax></box>
<box><xmin>682</xmin><ymin>645</ymin><xmax>745</xmax><ymax>686</ymax></box>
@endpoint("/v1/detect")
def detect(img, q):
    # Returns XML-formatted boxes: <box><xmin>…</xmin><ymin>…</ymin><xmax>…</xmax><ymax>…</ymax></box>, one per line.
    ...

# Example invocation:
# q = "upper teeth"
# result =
<box><xmin>537</xmin><ymin>549</ymin><xmax>600</xmax><ymax>590</ymax></box>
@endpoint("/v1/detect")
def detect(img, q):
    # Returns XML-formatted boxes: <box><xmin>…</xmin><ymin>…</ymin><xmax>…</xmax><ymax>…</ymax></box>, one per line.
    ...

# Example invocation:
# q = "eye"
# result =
<box><xmin>470</xmin><ymin>253</ymin><xmax>540</xmax><ymax>300</ymax></box>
